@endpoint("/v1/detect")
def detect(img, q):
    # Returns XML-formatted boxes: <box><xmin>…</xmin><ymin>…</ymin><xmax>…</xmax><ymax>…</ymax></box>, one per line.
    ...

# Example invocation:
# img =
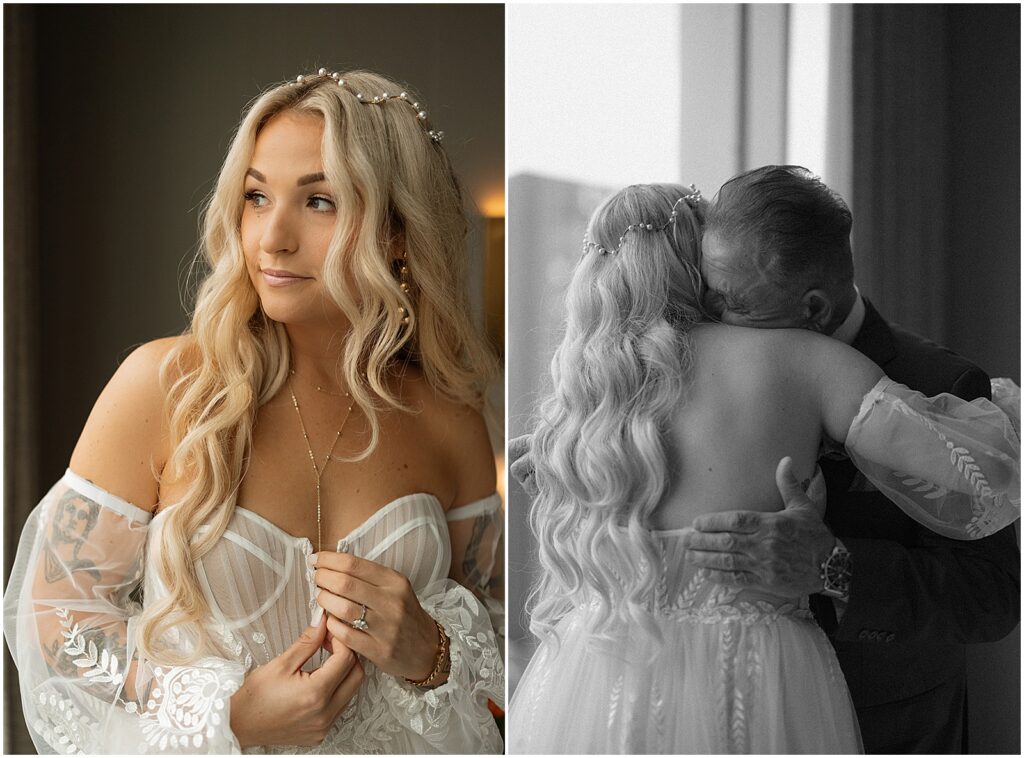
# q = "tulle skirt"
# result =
<box><xmin>509</xmin><ymin>603</ymin><xmax>862</xmax><ymax>754</ymax></box>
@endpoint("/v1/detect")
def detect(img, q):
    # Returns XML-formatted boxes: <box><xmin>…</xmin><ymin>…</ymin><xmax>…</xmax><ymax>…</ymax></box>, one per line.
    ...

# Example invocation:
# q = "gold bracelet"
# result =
<box><xmin>405</xmin><ymin>618</ymin><xmax>450</xmax><ymax>687</ymax></box>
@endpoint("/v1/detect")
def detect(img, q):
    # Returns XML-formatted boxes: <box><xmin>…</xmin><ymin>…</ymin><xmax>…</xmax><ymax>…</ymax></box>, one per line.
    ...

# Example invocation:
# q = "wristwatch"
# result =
<box><xmin>819</xmin><ymin>537</ymin><xmax>852</xmax><ymax>600</ymax></box>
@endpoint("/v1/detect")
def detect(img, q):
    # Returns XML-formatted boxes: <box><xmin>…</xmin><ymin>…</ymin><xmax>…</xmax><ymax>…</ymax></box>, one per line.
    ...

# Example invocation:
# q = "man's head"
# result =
<box><xmin>701</xmin><ymin>165</ymin><xmax>856</xmax><ymax>333</ymax></box>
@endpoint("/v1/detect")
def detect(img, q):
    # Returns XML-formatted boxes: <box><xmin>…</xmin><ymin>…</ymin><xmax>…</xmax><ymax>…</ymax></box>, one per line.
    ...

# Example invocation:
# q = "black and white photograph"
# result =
<box><xmin>4</xmin><ymin>4</ymin><xmax>505</xmax><ymax>754</ymax></box>
<box><xmin>506</xmin><ymin>3</ymin><xmax>1019</xmax><ymax>754</ymax></box>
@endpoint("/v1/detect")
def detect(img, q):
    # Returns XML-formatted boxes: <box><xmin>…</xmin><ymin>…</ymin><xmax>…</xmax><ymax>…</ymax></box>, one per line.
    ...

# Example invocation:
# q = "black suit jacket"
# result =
<box><xmin>816</xmin><ymin>300</ymin><xmax>1020</xmax><ymax>751</ymax></box>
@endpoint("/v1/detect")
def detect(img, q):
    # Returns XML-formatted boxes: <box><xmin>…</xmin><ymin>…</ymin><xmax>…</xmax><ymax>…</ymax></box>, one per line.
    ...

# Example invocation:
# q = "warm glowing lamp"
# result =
<box><xmin>480</xmin><ymin>193</ymin><xmax>506</xmax><ymax>219</ymax></box>
<box><xmin>482</xmin><ymin>195</ymin><xmax>504</xmax><ymax>357</ymax></box>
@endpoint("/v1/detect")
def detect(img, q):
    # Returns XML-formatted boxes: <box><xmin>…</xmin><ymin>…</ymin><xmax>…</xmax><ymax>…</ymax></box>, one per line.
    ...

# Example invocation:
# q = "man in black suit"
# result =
<box><xmin>682</xmin><ymin>165</ymin><xmax>1020</xmax><ymax>753</ymax></box>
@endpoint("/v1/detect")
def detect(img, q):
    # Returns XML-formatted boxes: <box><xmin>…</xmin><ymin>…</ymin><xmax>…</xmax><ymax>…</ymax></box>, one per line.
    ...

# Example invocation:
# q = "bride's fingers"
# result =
<box><xmin>509</xmin><ymin>453</ymin><xmax>535</xmax><ymax>483</ymax></box>
<box><xmin>314</xmin><ymin>567</ymin><xmax>377</xmax><ymax>607</ymax></box>
<box><xmin>313</xmin><ymin>551</ymin><xmax>390</xmax><ymax>586</ymax></box>
<box><xmin>326</xmin><ymin>613</ymin><xmax>378</xmax><ymax>660</ymax></box>
<box><xmin>316</xmin><ymin>589</ymin><xmax>373</xmax><ymax>630</ymax></box>
<box><xmin>325</xmin><ymin>614</ymin><xmax>382</xmax><ymax>667</ymax></box>
<box><xmin>327</xmin><ymin>655</ymin><xmax>365</xmax><ymax>715</ymax></box>
<box><xmin>310</xmin><ymin>641</ymin><xmax>357</xmax><ymax>689</ymax></box>
<box><xmin>508</xmin><ymin>434</ymin><xmax>532</xmax><ymax>462</ymax></box>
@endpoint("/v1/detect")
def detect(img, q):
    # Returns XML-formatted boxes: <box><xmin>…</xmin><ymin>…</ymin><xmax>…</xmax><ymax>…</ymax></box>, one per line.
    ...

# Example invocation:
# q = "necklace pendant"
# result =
<box><xmin>288</xmin><ymin>376</ymin><xmax>355</xmax><ymax>561</ymax></box>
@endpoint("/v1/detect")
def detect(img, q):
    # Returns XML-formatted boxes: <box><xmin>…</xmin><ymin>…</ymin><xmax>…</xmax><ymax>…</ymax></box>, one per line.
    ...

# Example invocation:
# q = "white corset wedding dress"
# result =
<box><xmin>5</xmin><ymin>476</ymin><xmax>505</xmax><ymax>754</ymax></box>
<box><xmin>510</xmin><ymin>378</ymin><xmax>1020</xmax><ymax>754</ymax></box>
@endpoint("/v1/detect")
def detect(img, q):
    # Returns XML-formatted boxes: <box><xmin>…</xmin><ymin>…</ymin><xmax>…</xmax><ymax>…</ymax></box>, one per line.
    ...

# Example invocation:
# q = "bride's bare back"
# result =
<box><xmin>651</xmin><ymin>323</ymin><xmax>879</xmax><ymax>531</ymax></box>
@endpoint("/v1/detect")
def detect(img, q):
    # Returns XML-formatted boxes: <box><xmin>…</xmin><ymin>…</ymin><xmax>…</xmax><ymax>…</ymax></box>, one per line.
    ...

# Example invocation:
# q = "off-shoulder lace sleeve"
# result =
<box><xmin>845</xmin><ymin>378</ymin><xmax>1021</xmax><ymax>539</ymax></box>
<box><xmin>3</xmin><ymin>471</ymin><xmax>245</xmax><ymax>754</ymax></box>
<box><xmin>378</xmin><ymin>578</ymin><xmax>505</xmax><ymax>753</ymax></box>
<box><xmin>446</xmin><ymin>493</ymin><xmax>504</xmax><ymax>648</ymax></box>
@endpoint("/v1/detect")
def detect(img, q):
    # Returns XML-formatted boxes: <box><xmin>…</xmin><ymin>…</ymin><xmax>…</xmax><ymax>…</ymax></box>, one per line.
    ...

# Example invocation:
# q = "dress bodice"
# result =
<box><xmin>648</xmin><ymin>530</ymin><xmax>811</xmax><ymax>625</ymax></box>
<box><xmin>4</xmin><ymin>470</ymin><xmax>504</xmax><ymax>754</ymax></box>
<box><xmin>146</xmin><ymin>493</ymin><xmax>459</xmax><ymax>676</ymax></box>
<box><xmin>152</xmin><ymin>495</ymin><xmax>451</xmax><ymax>631</ymax></box>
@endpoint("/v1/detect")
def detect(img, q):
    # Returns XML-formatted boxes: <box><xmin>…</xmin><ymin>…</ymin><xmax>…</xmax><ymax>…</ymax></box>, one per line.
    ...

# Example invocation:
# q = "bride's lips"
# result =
<box><xmin>261</xmin><ymin>269</ymin><xmax>312</xmax><ymax>287</ymax></box>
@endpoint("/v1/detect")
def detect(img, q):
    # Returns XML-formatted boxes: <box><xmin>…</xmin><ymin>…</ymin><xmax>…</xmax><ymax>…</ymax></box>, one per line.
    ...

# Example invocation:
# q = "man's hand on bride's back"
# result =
<box><xmin>680</xmin><ymin>458</ymin><xmax>836</xmax><ymax>597</ymax></box>
<box><xmin>509</xmin><ymin>434</ymin><xmax>538</xmax><ymax>497</ymax></box>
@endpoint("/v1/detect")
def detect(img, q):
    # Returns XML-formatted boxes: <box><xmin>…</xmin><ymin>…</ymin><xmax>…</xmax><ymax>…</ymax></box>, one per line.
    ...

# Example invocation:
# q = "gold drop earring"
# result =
<box><xmin>397</xmin><ymin>257</ymin><xmax>412</xmax><ymax>325</ymax></box>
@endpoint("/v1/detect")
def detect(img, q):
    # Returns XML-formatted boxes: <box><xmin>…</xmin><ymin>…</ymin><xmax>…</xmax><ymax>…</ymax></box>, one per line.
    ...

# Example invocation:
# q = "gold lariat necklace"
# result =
<box><xmin>288</xmin><ymin>371</ymin><xmax>355</xmax><ymax>553</ymax></box>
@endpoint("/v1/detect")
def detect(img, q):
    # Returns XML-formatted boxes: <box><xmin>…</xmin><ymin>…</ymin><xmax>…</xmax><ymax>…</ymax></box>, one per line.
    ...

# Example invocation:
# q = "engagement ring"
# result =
<box><xmin>352</xmin><ymin>604</ymin><xmax>369</xmax><ymax>631</ymax></box>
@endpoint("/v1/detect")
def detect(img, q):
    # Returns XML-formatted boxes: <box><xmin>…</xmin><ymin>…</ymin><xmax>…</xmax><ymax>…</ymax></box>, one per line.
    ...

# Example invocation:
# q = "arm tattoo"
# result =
<box><xmin>460</xmin><ymin>515</ymin><xmax>490</xmax><ymax>590</ymax></box>
<box><xmin>42</xmin><ymin>623</ymin><xmax>135</xmax><ymax>700</ymax></box>
<box><xmin>458</xmin><ymin>514</ymin><xmax>504</xmax><ymax>606</ymax></box>
<box><xmin>42</xmin><ymin>617</ymin><xmax>156</xmax><ymax>708</ymax></box>
<box><xmin>43</xmin><ymin>490</ymin><xmax>102</xmax><ymax>584</ymax></box>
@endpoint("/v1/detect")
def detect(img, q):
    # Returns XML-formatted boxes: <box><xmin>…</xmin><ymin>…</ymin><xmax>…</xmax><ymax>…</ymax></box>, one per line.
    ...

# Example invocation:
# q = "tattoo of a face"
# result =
<box><xmin>459</xmin><ymin>514</ymin><xmax>504</xmax><ymax>607</ymax></box>
<box><xmin>43</xmin><ymin>490</ymin><xmax>102</xmax><ymax>584</ymax></box>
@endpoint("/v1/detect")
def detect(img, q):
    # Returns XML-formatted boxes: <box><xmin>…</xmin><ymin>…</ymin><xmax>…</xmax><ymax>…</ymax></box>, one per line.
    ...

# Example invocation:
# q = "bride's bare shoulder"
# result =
<box><xmin>395</xmin><ymin>365</ymin><xmax>497</xmax><ymax>509</ymax></box>
<box><xmin>690</xmin><ymin>323</ymin><xmax>879</xmax><ymax>403</ymax></box>
<box><xmin>68</xmin><ymin>336</ymin><xmax>188</xmax><ymax>511</ymax></box>
<box><xmin>692</xmin><ymin>322</ymin><xmax>834</xmax><ymax>360</ymax></box>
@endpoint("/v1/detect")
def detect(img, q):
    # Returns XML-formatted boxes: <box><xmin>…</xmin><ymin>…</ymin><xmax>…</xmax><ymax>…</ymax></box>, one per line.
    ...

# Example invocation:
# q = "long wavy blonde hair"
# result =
<box><xmin>138</xmin><ymin>70</ymin><xmax>497</xmax><ymax>664</ymax></box>
<box><xmin>528</xmin><ymin>183</ymin><xmax>707</xmax><ymax>647</ymax></box>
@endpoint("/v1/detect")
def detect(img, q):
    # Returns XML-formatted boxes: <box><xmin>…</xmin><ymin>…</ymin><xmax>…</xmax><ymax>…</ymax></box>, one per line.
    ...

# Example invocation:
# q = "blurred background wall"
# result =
<box><xmin>3</xmin><ymin>4</ymin><xmax>503</xmax><ymax>752</ymax></box>
<box><xmin>507</xmin><ymin>4</ymin><xmax>1019</xmax><ymax>754</ymax></box>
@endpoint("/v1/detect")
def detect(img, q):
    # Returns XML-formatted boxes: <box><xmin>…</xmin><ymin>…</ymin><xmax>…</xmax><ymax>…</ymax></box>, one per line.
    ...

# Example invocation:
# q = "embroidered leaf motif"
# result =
<box><xmin>608</xmin><ymin>673</ymin><xmax>624</xmax><ymax>730</ymax></box>
<box><xmin>57</xmin><ymin>608</ymin><xmax>124</xmax><ymax>685</ymax></box>
<box><xmin>717</xmin><ymin>622</ymin><xmax>739</xmax><ymax>750</ymax></box>
<box><xmin>892</xmin><ymin>397</ymin><xmax>994</xmax><ymax>498</ymax></box>
<box><xmin>892</xmin><ymin>471</ymin><xmax>949</xmax><ymax>500</ymax></box>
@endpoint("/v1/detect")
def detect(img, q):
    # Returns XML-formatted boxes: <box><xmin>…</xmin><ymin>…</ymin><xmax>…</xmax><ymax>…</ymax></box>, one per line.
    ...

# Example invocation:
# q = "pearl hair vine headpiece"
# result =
<box><xmin>582</xmin><ymin>184</ymin><xmax>703</xmax><ymax>256</ymax></box>
<box><xmin>291</xmin><ymin>68</ymin><xmax>445</xmax><ymax>144</ymax></box>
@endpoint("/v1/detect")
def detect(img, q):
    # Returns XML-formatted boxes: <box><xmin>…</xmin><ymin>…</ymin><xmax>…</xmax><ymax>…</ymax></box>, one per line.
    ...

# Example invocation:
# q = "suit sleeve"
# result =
<box><xmin>833</xmin><ymin>367</ymin><xmax>1021</xmax><ymax>645</ymax></box>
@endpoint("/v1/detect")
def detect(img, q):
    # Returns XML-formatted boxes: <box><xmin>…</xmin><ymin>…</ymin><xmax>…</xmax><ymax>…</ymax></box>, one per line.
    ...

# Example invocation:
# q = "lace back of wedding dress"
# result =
<box><xmin>511</xmin><ymin>528</ymin><xmax>859</xmax><ymax>754</ymax></box>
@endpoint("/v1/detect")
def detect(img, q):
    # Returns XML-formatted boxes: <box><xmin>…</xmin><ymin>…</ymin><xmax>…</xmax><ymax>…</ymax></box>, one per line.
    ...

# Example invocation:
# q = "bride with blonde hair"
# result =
<box><xmin>5</xmin><ymin>68</ymin><xmax>504</xmax><ymax>754</ymax></box>
<box><xmin>508</xmin><ymin>182</ymin><xmax>1018</xmax><ymax>753</ymax></box>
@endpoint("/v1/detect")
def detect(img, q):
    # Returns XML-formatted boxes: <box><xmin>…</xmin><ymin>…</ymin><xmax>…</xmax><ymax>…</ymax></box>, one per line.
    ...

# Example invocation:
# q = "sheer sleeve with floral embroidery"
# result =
<box><xmin>844</xmin><ymin>378</ymin><xmax>1020</xmax><ymax>539</ymax></box>
<box><xmin>446</xmin><ymin>494</ymin><xmax>504</xmax><ymax>651</ymax></box>
<box><xmin>3</xmin><ymin>471</ymin><xmax>245</xmax><ymax>754</ymax></box>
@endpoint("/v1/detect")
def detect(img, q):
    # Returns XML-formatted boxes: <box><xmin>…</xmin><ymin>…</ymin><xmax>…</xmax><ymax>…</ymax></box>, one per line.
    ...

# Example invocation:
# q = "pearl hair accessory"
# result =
<box><xmin>291</xmin><ymin>69</ymin><xmax>445</xmax><ymax>144</ymax></box>
<box><xmin>582</xmin><ymin>184</ymin><xmax>703</xmax><ymax>256</ymax></box>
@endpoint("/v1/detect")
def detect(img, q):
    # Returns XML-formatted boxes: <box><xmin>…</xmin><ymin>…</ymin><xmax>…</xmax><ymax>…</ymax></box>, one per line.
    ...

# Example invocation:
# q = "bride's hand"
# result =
<box><xmin>509</xmin><ymin>434</ymin><xmax>538</xmax><ymax>496</ymax></box>
<box><xmin>312</xmin><ymin>551</ymin><xmax>444</xmax><ymax>684</ymax></box>
<box><xmin>229</xmin><ymin>620</ymin><xmax>365</xmax><ymax>748</ymax></box>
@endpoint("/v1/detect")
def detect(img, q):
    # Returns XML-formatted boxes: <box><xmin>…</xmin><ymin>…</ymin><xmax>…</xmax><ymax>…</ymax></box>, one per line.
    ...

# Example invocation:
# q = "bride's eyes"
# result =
<box><xmin>243</xmin><ymin>190</ymin><xmax>269</xmax><ymax>209</ymax></box>
<box><xmin>242</xmin><ymin>191</ymin><xmax>335</xmax><ymax>213</ymax></box>
<box><xmin>308</xmin><ymin>195</ymin><xmax>336</xmax><ymax>213</ymax></box>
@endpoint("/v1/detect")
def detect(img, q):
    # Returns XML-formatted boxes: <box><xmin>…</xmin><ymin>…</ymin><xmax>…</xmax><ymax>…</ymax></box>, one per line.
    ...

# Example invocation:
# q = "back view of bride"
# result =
<box><xmin>508</xmin><ymin>183</ymin><xmax>1018</xmax><ymax>753</ymax></box>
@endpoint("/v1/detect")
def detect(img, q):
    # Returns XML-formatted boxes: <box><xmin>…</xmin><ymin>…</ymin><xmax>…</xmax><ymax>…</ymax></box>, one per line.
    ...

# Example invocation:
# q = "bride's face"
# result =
<box><xmin>241</xmin><ymin>110</ymin><xmax>344</xmax><ymax>327</ymax></box>
<box><xmin>701</xmin><ymin>231</ymin><xmax>806</xmax><ymax>328</ymax></box>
